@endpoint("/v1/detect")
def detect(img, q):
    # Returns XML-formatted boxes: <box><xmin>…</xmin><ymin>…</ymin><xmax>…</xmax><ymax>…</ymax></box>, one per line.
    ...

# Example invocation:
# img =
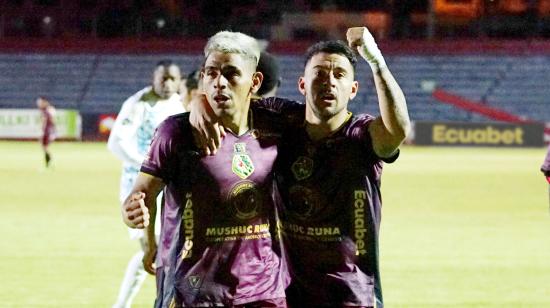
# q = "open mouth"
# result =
<box><xmin>213</xmin><ymin>94</ymin><xmax>230</xmax><ymax>104</ymax></box>
<box><xmin>320</xmin><ymin>93</ymin><xmax>336</xmax><ymax>101</ymax></box>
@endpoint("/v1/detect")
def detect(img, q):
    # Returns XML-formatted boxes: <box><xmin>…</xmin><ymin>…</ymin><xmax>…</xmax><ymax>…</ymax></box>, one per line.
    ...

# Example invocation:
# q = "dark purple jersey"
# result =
<box><xmin>141</xmin><ymin>104</ymin><xmax>296</xmax><ymax>307</ymax></box>
<box><xmin>275</xmin><ymin>113</ymin><xmax>397</xmax><ymax>308</ymax></box>
<box><xmin>541</xmin><ymin>144</ymin><xmax>550</xmax><ymax>176</ymax></box>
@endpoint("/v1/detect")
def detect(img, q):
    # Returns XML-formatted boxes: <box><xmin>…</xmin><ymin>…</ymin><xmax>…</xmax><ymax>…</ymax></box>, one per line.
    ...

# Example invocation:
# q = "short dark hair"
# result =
<box><xmin>156</xmin><ymin>59</ymin><xmax>174</xmax><ymax>69</ymax></box>
<box><xmin>185</xmin><ymin>70</ymin><xmax>200</xmax><ymax>91</ymax></box>
<box><xmin>304</xmin><ymin>40</ymin><xmax>357</xmax><ymax>72</ymax></box>
<box><xmin>257</xmin><ymin>51</ymin><xmax>281</xmax><ymax>96</ymax></box>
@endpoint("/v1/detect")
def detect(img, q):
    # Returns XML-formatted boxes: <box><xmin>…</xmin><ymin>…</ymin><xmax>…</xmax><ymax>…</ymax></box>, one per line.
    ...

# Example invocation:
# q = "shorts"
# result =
<box><xmin>154</xmin><ymin>266</ymin><xmax>166</xmax><ymax>308</ymax></box>
<box><xmin>41</xmin><ymin>132</ymin><xmax>55</xmax><ymax>147</ymax></box>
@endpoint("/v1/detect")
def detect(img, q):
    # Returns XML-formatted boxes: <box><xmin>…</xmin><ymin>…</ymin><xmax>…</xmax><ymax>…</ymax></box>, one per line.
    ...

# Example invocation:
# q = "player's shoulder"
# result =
<box><xmin>253</xmin><ymin>97</ymin><xmax>305</xmax><ymax>129</ymax></box>
<box><xmin>350</xmin><ymin>113</ymin><xmax>376</xmax><ymax>125</ymax></box>
<box><xmin>160</xmin><ymin>112</ymin><xmax>190</xmax><ymax>131</ymax></box>
<box><xmin>337</xmin><ymin>113</ymin><xmax>377</xmax><ymax>143</ymax></box>
<box><xmin>123</xmin><ymin>86</ymin><xmax>152</xmax><ymax>105</ymax></box>
<box><xmin>254</xmin><ymin>97</ymin><xmax>305</xmax><ymax>114</ymax></box>
<box><xmin>251</xmin><ymin>103</ymin><xmax>289</xmax><ymax>135</ymax></box>
<box><xmin>153</xmin><ymin>112</ymin><xmax>193</xmax><ymax>146</ymax></box>
<box><xmin>345</xmin><ymin>113</ymin><xmax>375</xmax><ymax>132</ymax></box>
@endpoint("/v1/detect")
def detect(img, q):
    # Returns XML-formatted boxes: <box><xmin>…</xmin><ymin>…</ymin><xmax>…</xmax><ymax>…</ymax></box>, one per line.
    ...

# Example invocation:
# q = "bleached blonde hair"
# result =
<box><xmin>204</xmin><ymin>31</ymin><xmax>261</xmax><ymax>66</ymax></box>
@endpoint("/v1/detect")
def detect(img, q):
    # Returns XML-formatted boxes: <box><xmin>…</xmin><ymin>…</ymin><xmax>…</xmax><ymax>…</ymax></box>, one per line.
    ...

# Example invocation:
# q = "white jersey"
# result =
<box><xmin>108</xmin><ymin>87</ymin><xmax>185</xmax><ymax>239</ymax></box>
<box><xmin>108</xmin><ymin>86</ymin><xmax>185</xmax><ymax>174</ymax></box>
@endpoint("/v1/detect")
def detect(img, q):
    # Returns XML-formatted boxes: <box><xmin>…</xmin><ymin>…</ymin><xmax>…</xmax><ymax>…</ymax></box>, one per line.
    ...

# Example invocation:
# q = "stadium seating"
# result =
<box><xmin>0</xmin><ymin>53</ymin><xmax>549</xmax><ymax>123</ymax></box>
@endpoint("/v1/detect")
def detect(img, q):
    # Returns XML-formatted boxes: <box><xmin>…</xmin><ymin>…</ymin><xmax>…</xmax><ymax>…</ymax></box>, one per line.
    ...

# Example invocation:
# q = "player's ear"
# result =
<box><xmin>198</xmin><ymin>70</ymin><xmax>206</xmax><ymax>92</ymax></box>
<box><xmin>298</xmin><ymin>77</ymin><xmax>306</xmax><ymax>96</ymax></box>
<box><xmin>349</xmin><ymin>80</ymin><xmax>359</xmax><ymax>100</ymax></box>
<box><xmin>251</xmin><ymin>71</ymin><xmax>264</xmax><ymax>94</ymax></box>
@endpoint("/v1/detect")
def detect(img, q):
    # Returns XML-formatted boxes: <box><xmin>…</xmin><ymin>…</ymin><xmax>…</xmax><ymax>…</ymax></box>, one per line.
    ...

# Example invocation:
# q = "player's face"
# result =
<box><xmin>299</xmin><ymin>52</ymin><xmax>358</xmax><ymax>121</ymax></box>
<box><xmin>36</xmin><ymin>98</ymin><xmax>47</xmax><ymax>109</ymax></box>
<box><xmin>153</xmin><ymin>64</ymin><xmax>181</xmax><ymax>99</ymax></box>
<box><xmin>201</xmin><ymin>51</ymin><xmax>262</xmax><ymax>118</ymax></box>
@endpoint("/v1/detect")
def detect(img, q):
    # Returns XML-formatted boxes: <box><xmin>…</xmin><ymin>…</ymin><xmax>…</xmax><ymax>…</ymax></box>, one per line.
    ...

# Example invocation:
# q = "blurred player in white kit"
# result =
<box><xmin>108</xmin><ymin>60</ymin><xmax>184</xmax><ymax>308</ymax></box>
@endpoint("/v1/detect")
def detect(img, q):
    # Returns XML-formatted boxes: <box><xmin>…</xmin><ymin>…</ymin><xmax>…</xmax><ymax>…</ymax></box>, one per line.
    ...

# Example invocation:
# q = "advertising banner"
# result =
<box><xmin>415</xmin><ymin>121</ymin><xmax>544</xmax><ymax>147</ymax></box>
<box><xmin>0</xmin><ymin>109</ymin><xmax>82</xmax><ymax>139</ymax></box>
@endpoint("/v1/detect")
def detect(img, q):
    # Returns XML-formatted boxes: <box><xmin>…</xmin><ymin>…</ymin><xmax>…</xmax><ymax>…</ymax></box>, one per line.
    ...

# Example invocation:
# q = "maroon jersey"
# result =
<box><xmin>40</xmin><ymin>106</ymin><xmax>55</xmax><ymax>145</ymax></box>
<box><xmin>141</xmin><ymin>103</ymin><xmax>296</xmax><ymax>307</ymax></box>
<box><xmin>275</xmin><ymin>113</ymin><xmax>397</xmax><ymax>308</ymax></box>
<box><xmin>541</xmin><ymin>144</ymin><xmax>550</xmax><ymax>176</ymax></box>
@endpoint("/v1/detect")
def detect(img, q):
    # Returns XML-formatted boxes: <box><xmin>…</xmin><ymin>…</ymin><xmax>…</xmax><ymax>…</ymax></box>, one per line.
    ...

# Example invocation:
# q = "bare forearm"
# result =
<box><xmin>121</xmin><ymin>173</ymin><xmax>164</xmax><ymax>228</ymax></box>
<box><xmin>373</xmin><ymin>66</ymin><xmax>410</xmax><ymax>142</ymax></box>
<box><xmin>347</xmin><ymin>26</ymin><xmax>411</xmax><ymax>157</ymax></box>
<box><xmin>144</xmin><ymin>195</ymin><xmax>157</xmax><ymax>245</ymax></box>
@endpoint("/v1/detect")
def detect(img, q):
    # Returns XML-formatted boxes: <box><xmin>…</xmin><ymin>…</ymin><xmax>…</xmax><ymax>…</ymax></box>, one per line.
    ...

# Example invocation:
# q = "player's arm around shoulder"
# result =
<box><xmin>121</xmin><ymin>172</ymin><xmax>165</xmax><ymax>229</ymax></box>
<box><xmin>347</xmin><ymin>26</ymin><xmax>411</xmax><ymax>158</ymax></box>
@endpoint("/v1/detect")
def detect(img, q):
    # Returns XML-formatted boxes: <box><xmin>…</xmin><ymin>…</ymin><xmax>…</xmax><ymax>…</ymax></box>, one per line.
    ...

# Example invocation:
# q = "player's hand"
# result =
<box><xmin>143</xmin><ymin>241</ymin><xmax>157</xmax><ymax>275</ymax></box>
<box><xmin>346</xmin><ymin>26</ymin><xmax>386</xmax><ymax>69</ymax></box>
<box><xmin>346</xmin><ymin>27</ymin><xmax>368</xmax><ymax>50</ymax></box>
<box><xmin>122</xmin><ymin>192</ymin><xmax>150</xmax><ymax>229</ymax></box>
<box><xmin>189</xmin><ymin>93</ymin><xmax>226</xmax><ymax>155</ymax></box>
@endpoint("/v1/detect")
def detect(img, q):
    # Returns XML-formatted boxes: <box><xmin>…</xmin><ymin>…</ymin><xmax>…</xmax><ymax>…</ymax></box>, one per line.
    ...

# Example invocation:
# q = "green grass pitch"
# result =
<box><xmin>1</xmin><ymin>141</ymin><xmax>549</xmax><ymax>307</ymax></box>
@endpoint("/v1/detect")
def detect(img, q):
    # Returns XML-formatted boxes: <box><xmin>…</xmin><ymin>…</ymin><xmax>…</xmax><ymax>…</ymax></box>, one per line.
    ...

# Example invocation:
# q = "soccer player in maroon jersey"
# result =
<box><xmin>541</xmin><ymin>144</ymin><xmax>550</xmax><ymax>208</ymax></box>
<box><xmin>121</xmin><ymin>31</ymin><xmax>296</xmax><ymax>307</ymax></box>
<box><xmin>189</xmin><ymin>26</ymin><xmax>410</xmax><ymax>308</ymax></box>
<box><xmin>36</xmin><ymin>97</ymin><xmax>56</xmax><ymax>168</ymax></box>
<box><xmin>274</xmin><ymin>27</ymin><xmax>410</xmax><ymax>308</ymax></box>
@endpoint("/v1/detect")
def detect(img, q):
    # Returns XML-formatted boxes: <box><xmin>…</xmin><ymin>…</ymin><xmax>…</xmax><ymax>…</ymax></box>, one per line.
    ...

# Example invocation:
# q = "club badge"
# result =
<box><xmin>232</xmin><ymin>143</ymin><xmax>255</xmax><ymax>179</ymax></box>
<box><xmin>288</xmin><ymin>184</ymin><xmax>323</xmax><ymax>220</ymax></box>
<box><xmin>291</xmin><ymin>156</ymin><xmax>314</xmax><ymax>181</ymax></box>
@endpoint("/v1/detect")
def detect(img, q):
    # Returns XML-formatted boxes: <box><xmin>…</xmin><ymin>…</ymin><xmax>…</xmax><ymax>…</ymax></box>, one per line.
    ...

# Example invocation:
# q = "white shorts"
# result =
<box><xmin>120</xmin><ymin>167</ymin><xmax>161</xmax><ymax>240</ymax></box>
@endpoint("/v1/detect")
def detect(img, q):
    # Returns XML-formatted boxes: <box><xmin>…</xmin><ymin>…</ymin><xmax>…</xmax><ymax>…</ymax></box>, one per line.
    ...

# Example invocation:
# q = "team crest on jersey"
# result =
<box><xmin>291</xmin><ymin>156</ymin><xmax>314</xmax><ymax>181</ymax></box>
<box><xmin>188</xmin><ymin>275</ymin><xmax>201</xmax><ymax>289</ymax></box>
<box><xmin>232</xmin><ymin>143</ymin><xmax>255</xmax><ymax>179</ymax></box>
<box><xmin>228</xmin><ymin>180</ymin><xmax>261</xmax><ymax>220</ymax></box>
<box><xmin>288</xmin><ymin>184</ymin><xmax>323</xmax><ymax>220</ymax></box>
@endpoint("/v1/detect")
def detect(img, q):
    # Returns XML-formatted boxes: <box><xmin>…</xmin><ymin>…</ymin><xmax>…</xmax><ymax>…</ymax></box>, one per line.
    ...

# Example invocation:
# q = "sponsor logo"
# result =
<box><xmin>181</xmin><ymin>192</ymin><xmax>194</xmax><ymax>260</ymax></box>
<box><xmin>228</xmin><ymin>181</ymin><xmax>261</xmax><ymax>220</ymax></box>
<box><xmin>291</xmin><ymin>156</ymin><xmax>314</xmax><ymax>181</ymax></box>
<box><xmin>205</xmin><ymin>223</ymin><xmax>269</xmax><ymax>236</ymax></box>
<box><xmin>98</xmin><ymin>114</ymin><xmax>116</xmax><ymax>135</ymax></box>
<box><xmin>205</xmin><ymin>223</ymin><xmax>270</xmax><ymax>242</ymax></box>
<box><xmin>188</xmin><ymin>275</ymin><xmax>201</xmax><ymax>289</ymax></box>
<box><xmin>354</xmin><ymin>190</ymin><xmax>367</xmax><ymax>256</ymax></box>
<box><xmin>415</xmin><ymin>121</ymin><xmax>544</xmax><ymax>147</ymax></box>
<box><xmin>432</xmin><ymin>124</ymin><xmax>524</xmax><ymax>145</ymax></box>
<box><xmin>277</xmin><ymin>221</ymin><xmax>341</xmax><ymax>242</ymax></box>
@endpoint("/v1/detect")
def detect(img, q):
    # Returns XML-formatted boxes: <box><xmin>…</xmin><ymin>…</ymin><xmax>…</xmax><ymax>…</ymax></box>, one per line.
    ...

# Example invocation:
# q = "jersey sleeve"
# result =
<box><xmin>541</xmin><ymin>144</ymin><xmax>550</xmax><ymax>176</ymax></box>
<box><xmin>353</xmin><ymin>114</ymin><xmax>400</xmax><ymax>164</ymax></box>
<box><xmin>255</xmin><ymin>97</ymin><xmax>305</xmax><ymax>122</ymax></box>
<box><xmin>140</xmin><ymin>117</ymin><xmax>181</xmax><ymax>182</ymax></box>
